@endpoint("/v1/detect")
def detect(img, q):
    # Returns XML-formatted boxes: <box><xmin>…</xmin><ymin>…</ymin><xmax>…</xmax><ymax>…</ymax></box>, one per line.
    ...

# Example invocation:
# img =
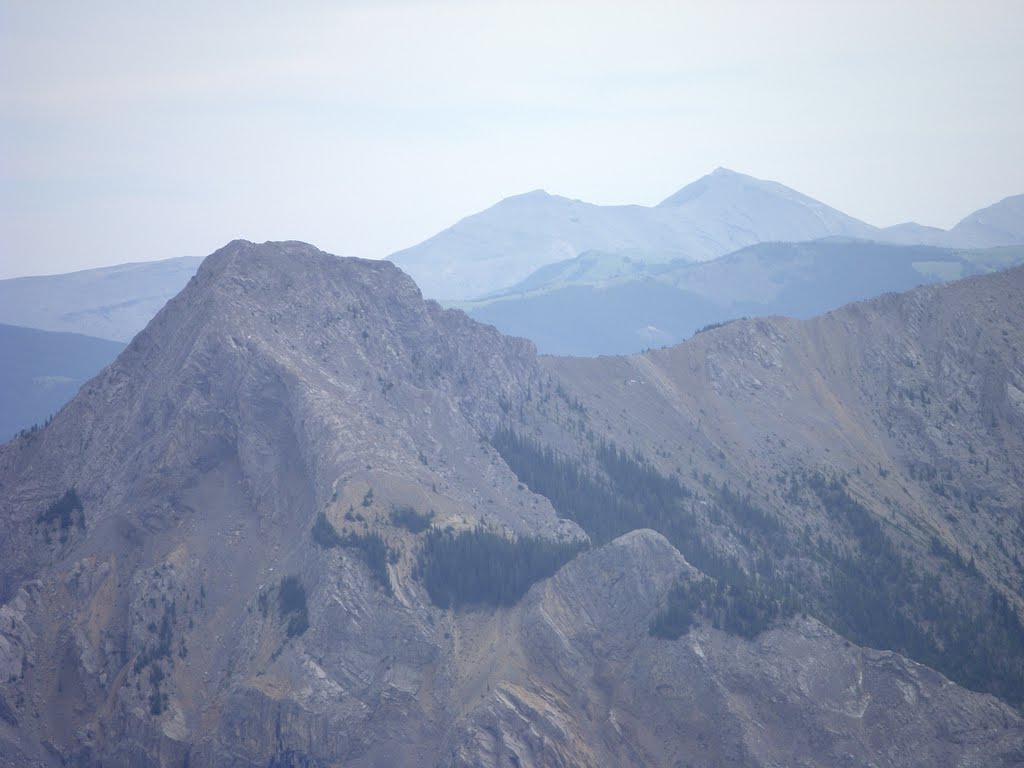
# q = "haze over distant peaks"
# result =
<box><xmin>655</xmin><ymin>166</ymin><xmax>878</xmax><ymax>250</ymax></box>
<box><xmin>949</xmin><ymin>193</ymin><xmax>1024</xmax><ymax>247</ymax></box>
<box><xmin>465</xmin><ymin>240</ymin><xmax>1024</xmax><ymax>355</ymax></box>
<box><xmin>659</xmin><ymin>167</ymin><xmax>860</xmax><ymax>228</ymax></box>
<box><xmin>388</xmin><ymin>167</ymin><xmax>878</xmax><ymax>301</ymax></box>
<box><xmin>0</xmin><ymin>256</ymin><xmax>202</xmax><ymax>342</ymax></box>
<box><xmin>388</xmin><ymin>189</ymin><xmax>680</xmax><ymax>301</ymax></box>
<box><xmin>389</xmin><ymin>167</ymin><xmax>1020</xmax><ymax>301</ymax></box>
<box><xmin>0</xmin><ymin>324</ymin><xmax>124</xmax><ymax>440</ymax></box>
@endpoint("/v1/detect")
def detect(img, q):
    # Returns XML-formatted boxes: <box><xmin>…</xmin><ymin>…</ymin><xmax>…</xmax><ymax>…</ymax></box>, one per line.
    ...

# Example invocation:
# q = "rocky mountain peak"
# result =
<box><xmin>0</xmin><ymin>239</ymin><xmax>572</xmax><ymax>595</ymax></box>
<box><xmin>2</xmin><ymin>244</ymin><xmax>1024</xmax><ymax>767</ymax></box>
<box><xmin>153</xmin><ymin>238</ymin><xmax>415</xmax><ymax>333</ymax></box>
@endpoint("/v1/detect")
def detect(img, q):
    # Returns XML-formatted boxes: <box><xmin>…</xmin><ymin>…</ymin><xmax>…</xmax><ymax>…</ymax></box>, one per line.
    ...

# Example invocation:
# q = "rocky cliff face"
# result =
<box><xmin>0</xmin><ymin>241</ymin><xmax>1022</xmax><ymax>767</ymax></box>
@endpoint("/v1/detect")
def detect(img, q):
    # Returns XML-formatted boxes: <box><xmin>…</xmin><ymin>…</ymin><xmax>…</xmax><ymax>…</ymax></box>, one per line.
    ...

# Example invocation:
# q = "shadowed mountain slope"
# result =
<box><xmin>465</xmin><ymin>240</ymin><xmax>1024</xmax><ymax>355</ymax></box>
<box><xmin>0</xmin><ymin>324</ymin><xmax>124</xmax><ymax>440</ymax></box>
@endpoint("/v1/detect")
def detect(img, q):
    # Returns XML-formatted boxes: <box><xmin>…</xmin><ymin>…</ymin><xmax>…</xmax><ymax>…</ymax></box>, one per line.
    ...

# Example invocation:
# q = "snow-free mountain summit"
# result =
<box><xmin>388</xmin><ymin>168</ymin><xmax>881</xmax><ymax>300</ymax></box>
<box><xmin>1</xmin><ymin>240</ymin><xmax>1023</xmax><ymax>766</ymax></box>
<box><xmin>389</xmin><ymin>168</ymin><xmax>1024</xmax><ymax>303</ymax></box>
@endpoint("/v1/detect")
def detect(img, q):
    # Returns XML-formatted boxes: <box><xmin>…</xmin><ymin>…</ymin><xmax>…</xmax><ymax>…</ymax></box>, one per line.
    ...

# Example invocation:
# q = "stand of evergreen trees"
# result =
<box><xmin>416</xmin><ymin>527</ymin><xmax>585</xmax><ymax>609</ymax></box>
<box><xmin>491</xmin><ymin>427</ymin><xmax>767</xmax><ymax>592</ymax></box>
<box><xmin>650</xmin><ymin>575</ymin><xmax>795</xmax><ymax>640</ymax></box>
<box><xmin>491</xmin><ymin>427</ymin><xmax>696</xmax><ymax>547</ymax></box>
<box><xmin>339</xmin><ymin>531</ymin><xmax>392</xmax><ymax>594</ymax></box>
<box><xmin>390</xmin><ymin>505</ymin><xmax>434</xmax><ymax>533</ymax></box>
<box><xmin>492</xmin><ymin>426</ymin><xmax>1024</xmax><ymax>708</ymax></box>
<box><xmin>278</xmin><ymin>575</ymin><xmax>309</xmax><ymax>637</ymax></box>
<box><xmin>804</xmin><ymin>471</ymin><xmax>1024</xmax><ymax>708</ymax></box>
<box><xmin>311</xmin><ymin>512</ymin><xmax>392</xmax><ymax>594</ymax></box>
<box><xmin>38</xmin><ymin>487</ymin><xmax>84</xmax><ymax>531</ymax></box>
<box><xmin>311</xmin><ymin>511</ymin><xmax>343</xmax><ymax>548</ymax></box>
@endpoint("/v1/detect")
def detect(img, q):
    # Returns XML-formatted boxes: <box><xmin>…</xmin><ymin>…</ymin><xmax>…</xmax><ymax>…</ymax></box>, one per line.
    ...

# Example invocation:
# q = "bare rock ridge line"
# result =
<box><xmin>0</xmin><ymin>240</ymin><xmax>1023</xmax><ymax>766</ymax></box>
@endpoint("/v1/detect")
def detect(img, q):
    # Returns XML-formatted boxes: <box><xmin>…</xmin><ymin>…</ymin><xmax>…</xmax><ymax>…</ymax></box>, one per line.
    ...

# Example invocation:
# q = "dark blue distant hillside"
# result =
<box><xmin>467</xmin><ymin>241</ymin><xmax>1024</xmax><ymax>355</ymax></box>
<box><xmin>471</xmin><ymin>280</ymin><xmax>721</xmax><ymax>356</ymax></box>
<box><xmin>0</xmin><ymin>323</ymin><xmax>124</xmax><ymax>441</ymax></box>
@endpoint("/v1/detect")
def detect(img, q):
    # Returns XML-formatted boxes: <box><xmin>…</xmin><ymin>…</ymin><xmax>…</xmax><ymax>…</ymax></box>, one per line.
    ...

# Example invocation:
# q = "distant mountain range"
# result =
<box><xmin>944</xmin><ymin>192</ymin><xmax>1024</xmax><ymax>247</ymax></box>
<box><xmin>389</xmin><ymin>168</ymin><xmax>1024</xmax><ymax>301</ymax></box>
<box><xmin>2</xmin><ymin>170</ymin><xmax>1020</xmax><ymax>347</ymax></box>
<box><xmin>462</xmin><ymin>241</ymin><xmax>1024</xmax><ymax>355</ymax></box>
<box><xmin>388</xmin><ymin>168</ymin><xmax>880</xmax><ymax>300</ymax></box>
<box><xmin>0</xmin><ymin>256</ymin><xmax>202</xmax><ymax>342</ymax></box>
<box><xmin>0</xmin><ymin>171</ymin><xmax>1021</xmax><ymax>436</ymax></box>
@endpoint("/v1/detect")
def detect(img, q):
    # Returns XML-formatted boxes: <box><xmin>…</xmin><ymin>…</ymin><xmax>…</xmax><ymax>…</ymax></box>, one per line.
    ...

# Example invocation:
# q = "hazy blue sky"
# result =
<box><xmin>2</xmin><ymin>1</ymin><xmax>1022</xmax><ymax>278</ymax></box>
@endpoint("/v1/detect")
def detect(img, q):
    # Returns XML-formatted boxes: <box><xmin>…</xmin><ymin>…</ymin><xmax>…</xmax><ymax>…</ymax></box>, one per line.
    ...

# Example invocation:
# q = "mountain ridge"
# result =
<box><xmin>1</xmin><ymin>241</ymin><xmax>1024</xmax><ymax>765</ymax></box>
<box><xmin>390</xmin><ymin>168</ymin><xmax>1024</xmax><ymax>301</ymax></box>
<box><xmin>388</xmin><ymin>168</ymin><xmax>883</xmax><ymax>300</ymax></box>
<box><xmin>0</xmin><ymin>255</ymin><xmax>203</xmax><ymax>342</ymax></box>
<box><xmin>950</xmin><ymin>193</ymin><xmax>1024</xmax><ymax>247</ymax></box>
<box><xmin>463</xmin><ymin>240</ymin><xmax>1024</xmax><ymax>355</ymax></box>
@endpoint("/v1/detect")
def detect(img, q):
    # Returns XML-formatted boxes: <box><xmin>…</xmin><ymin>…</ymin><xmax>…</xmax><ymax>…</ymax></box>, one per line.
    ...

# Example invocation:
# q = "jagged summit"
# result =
<box><xmin>0</xmin><ymin>238</ymin><xmax>588</xmax><ymax>760</ymax></box>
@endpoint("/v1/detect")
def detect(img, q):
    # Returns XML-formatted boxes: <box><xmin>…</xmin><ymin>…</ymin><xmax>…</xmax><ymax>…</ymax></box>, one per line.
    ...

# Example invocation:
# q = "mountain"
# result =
<box><xmin>1</xmin><ymin>240</ymin><xmax>1023</xmax><ymax>766</ymax></box>
<box><xmin>390</xmin><ymin>170</ymin><xmax>1024</xmax><ymax>302</ymax></box>
<box><xmin>655</xmin><ymin>165</ymin><xmax>878</xmax><ymax>243</ymax></box>
<box><xmin>878</xmin><ymin>221</ymin><xmax>952</xmax><ymax>246</ymax></box>
<box><xmin>0</xmin><ymin>324</ymin><xmax>125</xmax><ymax>441</ymax></box>
<box><xmin>465</xmin><ymin>241</ymin><xmax>1024</xmax><ymax>355</ymax></box>
<box><xmin>948</xmin><ymin>194</ymin><xmax>1024</xmax><ymax>247</ymax></box>
<box><xmin>531</xmin><ymin>264</ymin><xmax>1024</xmax><ymax>713</ymax></box>
<box><xmin>4</xmin><ymin>177</ymin><xmax>1019</xmax><ymax>347</ymax></box>
<box><xmin>0</xmin><ymin>256</ymin><xmax>203</xmax><ymax>342</ymax></box>
<box><xmin>387</xmin><ymin>190</ymin><xmax>686</xmax><ymax>301</ymax></box>
<box><xmin>0</xmin><ymin>240</ymin><xmax>583</xmax><ymax>766</ymax></box>
<box><xmin>390</xmin><ymin>171</ymin><xmax>1024</xmax><ymax>302</ymax></box>
<box><xmin>389</xmin><ymin>168</ymin><xmax>879</xmax><ymax>300</ymax></box>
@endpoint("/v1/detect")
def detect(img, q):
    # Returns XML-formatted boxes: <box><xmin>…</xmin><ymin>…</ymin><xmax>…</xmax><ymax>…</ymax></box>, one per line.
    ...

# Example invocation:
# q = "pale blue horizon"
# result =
<box><xmin>1</xmin><ymin>0</ymin><xmax>1022</xmax><ymax>278</ymax></box>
